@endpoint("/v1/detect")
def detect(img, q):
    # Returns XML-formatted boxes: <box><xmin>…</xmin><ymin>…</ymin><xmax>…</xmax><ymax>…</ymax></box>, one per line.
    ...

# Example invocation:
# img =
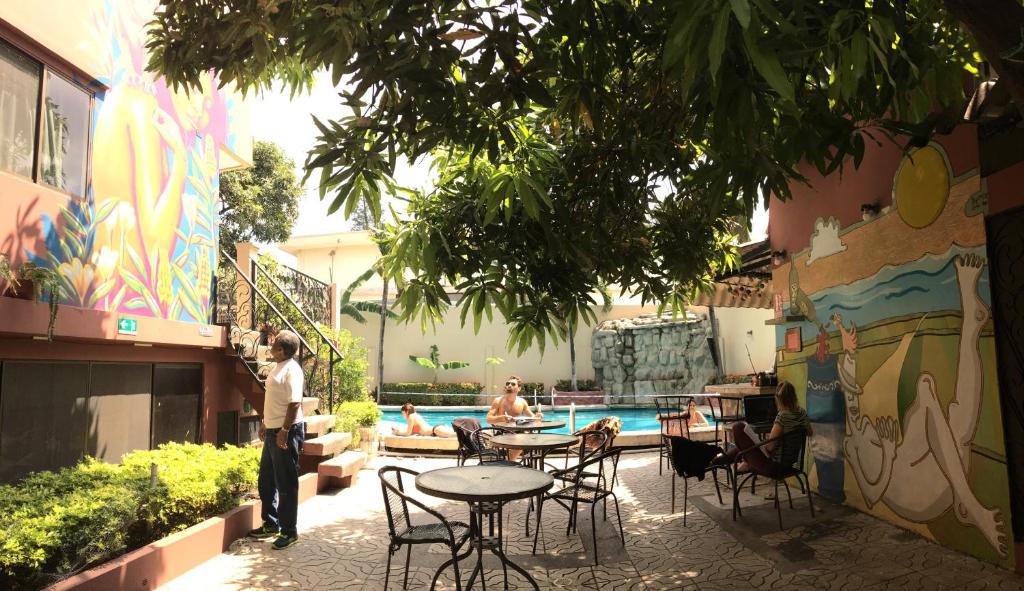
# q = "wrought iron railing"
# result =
<box><xmin>212</xmin><ymin>249</ymin><xmax>343</xmax><ymax>412</ymax></box>
<box><xmin>267</xmin><ymin>262</ymin><xmax>332</xmax><ymax>327</ymax></box>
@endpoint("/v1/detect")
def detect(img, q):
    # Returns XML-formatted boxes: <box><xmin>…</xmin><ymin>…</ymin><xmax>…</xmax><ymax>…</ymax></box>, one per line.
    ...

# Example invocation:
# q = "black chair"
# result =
<box><xmin>452</xmin><ymin>419</ymin><xmax>512</xmax><ymax>466</ymax></box>
<box><xmin>470</xmin><ymin>427</ymin><xmax>520</xmax><ymax>466</ymax></box>
<box><xmin>706</xmin><ymin>394</ymin><xmax>745</xmax><ymax>447</ymax></box>
<box><xmin>730</xmin><ymin>428</ymin><xmax>815</xmax><ymax>529</ymax></box>
<box><xmin>531</xmin><ymin>448</ymin><xmax>624</xmax><ymax>566</ymax></box>
<box><xmin>654</xmin><ymin>395</ymin><xmax>693</xmax><ymax>475</ymax></box>
<box><xmin>379</xmin><ymin>466</ymin><xmax>471</xmax><ymax>590</ymax></box>
<box><xmin>667</xmin><ymin>435</ymin><xmax>728</xmax><ymax>525</ymax></box>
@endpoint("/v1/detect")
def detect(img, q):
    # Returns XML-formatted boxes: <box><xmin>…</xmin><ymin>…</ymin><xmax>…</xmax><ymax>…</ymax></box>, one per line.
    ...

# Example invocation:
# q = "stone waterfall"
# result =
<box><xmin>591</xmin><ymin>314</ymin><xmax>717</xmax><ymax>401</ymax></box>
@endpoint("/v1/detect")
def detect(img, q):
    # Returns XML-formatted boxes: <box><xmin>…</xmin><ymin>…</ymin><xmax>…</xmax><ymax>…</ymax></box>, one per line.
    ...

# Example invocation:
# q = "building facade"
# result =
<box><xmin>277</xmin><ymin>232</ymin><xmax>777</xmax><ymax>395</ymax></box>
<box><xmin>769</xmin><ymin>121</ymin><xmax>1024</xmax><ymax>569</ymax></box>
<box><xmin>0</xmin><ymin>2</ymin><xmax>253</xmax><ymax>482</ymax></box>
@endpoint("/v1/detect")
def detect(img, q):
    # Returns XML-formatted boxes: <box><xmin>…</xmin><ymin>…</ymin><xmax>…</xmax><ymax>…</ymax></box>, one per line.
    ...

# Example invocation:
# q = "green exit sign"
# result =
<box><xmin>117</xmin><ymin>318</ymin><xmax>138</xmax><ymax>335</ymax></box>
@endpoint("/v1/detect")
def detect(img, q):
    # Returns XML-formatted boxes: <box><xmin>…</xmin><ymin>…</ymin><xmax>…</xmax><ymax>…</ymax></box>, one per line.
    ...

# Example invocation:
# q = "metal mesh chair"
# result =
<box><xmin>729</xmin><ymin>427</ymin><xmax>815</xmax><ymax>529</ymax></box>
<box><xmin>654</xmin><ymin>395</ymin><xmax>693</xmax><ymax>475</ymax></box>
<box><xmin>531</xmin><ymin>448</ymin><xmax>624</xmax><ymax>566</ymax></box>
<box><xmin>379</xmin><ymin>466</ymin><xmax>471</xmax><ymax>590</ymax></box>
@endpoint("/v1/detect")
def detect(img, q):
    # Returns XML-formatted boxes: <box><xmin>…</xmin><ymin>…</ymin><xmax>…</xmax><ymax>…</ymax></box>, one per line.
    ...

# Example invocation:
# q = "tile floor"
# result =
<box><xmin>161</xmin><ymin>452</ymin><xmax>1024</xmax><ymax>590</ymax></box>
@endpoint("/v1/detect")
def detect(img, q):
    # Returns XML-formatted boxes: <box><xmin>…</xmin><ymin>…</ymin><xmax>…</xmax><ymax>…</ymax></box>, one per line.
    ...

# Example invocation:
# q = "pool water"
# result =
<box><xmin>381</xmin><ymin>407</ymin><xmax>697</xmax><ymax>434</ymax></box>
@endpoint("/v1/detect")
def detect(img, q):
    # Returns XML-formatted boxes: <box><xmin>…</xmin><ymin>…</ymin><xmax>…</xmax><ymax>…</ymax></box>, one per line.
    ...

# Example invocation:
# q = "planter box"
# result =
<box><xmin>552</xmin><ymin>389</ymin><xmax>606</xmax><ymax>405</ymax></box>
<box><xmin>47</xmin><ymin>473</ymin><xmax>323</xmax><ymax>591</ymax></box>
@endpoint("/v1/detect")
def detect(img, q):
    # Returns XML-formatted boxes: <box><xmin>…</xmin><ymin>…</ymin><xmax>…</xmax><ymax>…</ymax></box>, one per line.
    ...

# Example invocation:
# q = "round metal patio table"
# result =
<box><xmin>488</xmin><ymin>433</ymin><xmax>577</xmax><ymax>468</ymax></box>
<box><xmin>416</xmin><ymin>465</ymin><xmax>554</xmax><ymax>590</ymax></box>
<box><xmin>490</xmin><ymin>419</ymin><xmax>566</xmax><ymax>433</ymax></box>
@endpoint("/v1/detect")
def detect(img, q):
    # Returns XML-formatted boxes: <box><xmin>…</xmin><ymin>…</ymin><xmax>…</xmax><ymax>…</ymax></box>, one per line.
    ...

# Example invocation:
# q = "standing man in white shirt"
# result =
<box><xmin>248</xmin><ymin>330</ymin><xmax>305</xmax><ymax>549</ymax></box>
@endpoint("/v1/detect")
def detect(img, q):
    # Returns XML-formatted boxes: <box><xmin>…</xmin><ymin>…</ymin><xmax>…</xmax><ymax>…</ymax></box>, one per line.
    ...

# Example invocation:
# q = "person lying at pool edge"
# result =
<box><xmin>392</xmin><ymin>402</ymin><xmax>456</xmax><ymax>437</ymax></box>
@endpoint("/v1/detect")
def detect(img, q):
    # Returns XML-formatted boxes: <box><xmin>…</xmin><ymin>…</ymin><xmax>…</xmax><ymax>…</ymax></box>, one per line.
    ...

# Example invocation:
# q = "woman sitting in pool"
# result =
<box><xmin>685</xmin><ymin>399</ymin><xmax>709</xmax><ymax>428</ymax></box>
<box><xmin>391</xmin><ymin>402</ymin><xmax>456</xmax><ymax>437</ymax></box>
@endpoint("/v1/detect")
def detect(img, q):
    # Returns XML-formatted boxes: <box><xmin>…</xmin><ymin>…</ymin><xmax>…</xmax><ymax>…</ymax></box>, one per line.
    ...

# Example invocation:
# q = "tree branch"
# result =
<box><xmin>944</xmin><ymin>0</ymin><xmax>1024</xmax><ymax>118</ymax></box>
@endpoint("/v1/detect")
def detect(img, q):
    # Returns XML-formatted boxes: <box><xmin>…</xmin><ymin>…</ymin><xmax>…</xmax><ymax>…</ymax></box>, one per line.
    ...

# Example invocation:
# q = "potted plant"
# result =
<box><xmin>0</xmin><ymin>253</ymin><xmax>18</xmax><ymax>295</ymax></box>
<box><xmin>18</xmin><ymin>262</ymin><xmax>62</xmax><ymax>341</ymax></box>
<box><xmin>336</xmin><ymin>399</ymin><xmax>382</xmax><ymax>458</ymax></box>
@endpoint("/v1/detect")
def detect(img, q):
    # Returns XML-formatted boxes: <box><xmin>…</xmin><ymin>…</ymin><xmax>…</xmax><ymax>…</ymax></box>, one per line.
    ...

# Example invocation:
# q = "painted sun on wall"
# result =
<box><xmin>18</xmin><ymin>1</ymin><xmax>247</xmax><ymax>323</ymax></box>
<box><xmin>776</xmin><ymin>143</ymin><xmax>1014</xmax><ymax>568</ymax></box>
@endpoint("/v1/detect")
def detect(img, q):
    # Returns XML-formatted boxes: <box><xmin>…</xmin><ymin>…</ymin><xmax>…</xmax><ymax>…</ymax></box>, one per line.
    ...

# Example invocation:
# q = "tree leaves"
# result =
<box><xmin>148</xmin><ymin>0</ymin><xmax>980</xmax><ymax>351</ymax></box>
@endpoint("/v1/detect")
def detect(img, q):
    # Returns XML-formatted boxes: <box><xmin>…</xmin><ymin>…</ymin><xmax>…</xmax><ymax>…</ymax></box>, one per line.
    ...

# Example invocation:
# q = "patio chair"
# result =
<box><xmin>654</xmin><ymin>395</ymin><xmax>693</xmax><ymax>475</ymax></box>
<box><xmin>667</xmin><ymin>435</ymin><xmax>727</xmax><ymax>525</ymax></box>
<box><xmin>379</xmin><ymin>466</ymin><xmax>471</xmax><ymax>590</ymax></box>
<box><xmin>729</xmin><ymin>427</ymin><xmax>815</xmax><ymax>529</ymax></box>
<box><xmin>451</xmin><ymin>418</ymin><xmax>513</xmax><ymax>466</ymax></box>
<box><xmin>531</xmin><ymin>448</ymin><xmax>625</xmax><ymax>566</ymax></box>
<box><xmin>470</xmin><ymin>426</ymin><xmax>520</xmax><ymax>466</ymax></box>
<box><xmin>706</xmin><ymin>394</ymin><xmax>745</xmax><ymax>448</ymax></box>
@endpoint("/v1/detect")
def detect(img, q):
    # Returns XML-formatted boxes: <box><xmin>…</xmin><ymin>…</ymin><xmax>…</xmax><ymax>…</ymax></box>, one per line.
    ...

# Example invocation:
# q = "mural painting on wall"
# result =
<box><xmin>18</xmin><ymin>1</ymin><xmax>244</xmax><ymax>323</ymax></box>
<box><xmin>777</xmin><ymin>143</ymin><xmax>1013</xmax><ymax>567</ymax></box>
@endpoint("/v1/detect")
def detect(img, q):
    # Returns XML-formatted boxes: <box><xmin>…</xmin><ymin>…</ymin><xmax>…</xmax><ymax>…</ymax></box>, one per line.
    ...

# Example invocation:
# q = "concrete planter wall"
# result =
<box><xmin>552</xmin><ymin>389</ymin><xmax>606</xmax><ymax>405</ymax></box>
<box><xmin>47</xmin><ymin>473</ymin><xmax>322</xmax><ymax>591</ymax></box>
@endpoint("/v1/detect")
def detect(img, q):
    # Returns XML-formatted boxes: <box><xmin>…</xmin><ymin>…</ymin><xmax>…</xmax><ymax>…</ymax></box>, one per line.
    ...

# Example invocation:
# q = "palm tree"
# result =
<box><xmin>338</xmin><ymin>266</ymin><xmax>397</xmax><ymax>402</ymax></box>
<box><xmin>566</xmin><ymin>286</ymin><xmax>614</xmax><ymax>391</ymax></box>
<box><xmin>338</xmin><ymin>268</ymin><xmax>397</xmax><ymax>324</ymax></box>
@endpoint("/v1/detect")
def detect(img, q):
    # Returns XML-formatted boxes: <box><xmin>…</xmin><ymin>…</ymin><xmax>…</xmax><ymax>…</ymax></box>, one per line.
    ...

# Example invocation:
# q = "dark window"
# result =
<box><xmin>152</xmin><ymin>364</ymin><xmax>202</xmax><ymax>447</ymax></box>
<box><xmin>0</xmin><ymin>38</ymin><xmax>92</xmax><ymax>197</ymax></box>
<box><xmin>0</xmin><ymin>361</ymin><xmax>90</xmax><ymax>483</ymax></box>
<box><xmin>88</xmin><ymin>364</ymin><xmax>153</xmax><ymax>464</ymax></box>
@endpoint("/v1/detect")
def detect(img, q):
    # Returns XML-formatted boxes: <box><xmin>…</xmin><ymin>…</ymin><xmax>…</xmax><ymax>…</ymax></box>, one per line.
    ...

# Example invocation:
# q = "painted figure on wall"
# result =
<box><xmin>21</xmin><ymin>0</ymin><xmax>242</xmax><ymax>323</ymax></box>
<box><xmin>789</xmin><ymin>264</ymin><xmax>846</xmax><ymax>502</ymax></box>
<box><xmin>833</xmin><ymin>254</ymin><xmax>1006</xmax><ymax>557</ymax></box>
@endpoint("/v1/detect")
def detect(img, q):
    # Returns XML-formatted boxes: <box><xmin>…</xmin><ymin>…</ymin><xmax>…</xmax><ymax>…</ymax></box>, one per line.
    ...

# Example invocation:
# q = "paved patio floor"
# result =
<box><xmin>162</xmin><ymin>451</ymin><xmax>1023</xmax><ymax>590</ymax></box>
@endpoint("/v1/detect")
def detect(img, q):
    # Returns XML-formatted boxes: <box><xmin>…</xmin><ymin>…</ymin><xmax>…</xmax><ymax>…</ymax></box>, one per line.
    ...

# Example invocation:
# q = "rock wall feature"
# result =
<box><xmin>591</xmin><ymin>314</ymin><xmax>717</xmax><ymax>401</ymax></box>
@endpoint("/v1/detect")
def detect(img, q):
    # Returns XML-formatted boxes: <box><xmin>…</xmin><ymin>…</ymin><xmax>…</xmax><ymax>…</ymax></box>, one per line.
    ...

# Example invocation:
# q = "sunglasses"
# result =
<box><xmin>505</xmin><ymin>381</ymin><xmax>519</xmax><ymax>386</ymax></box>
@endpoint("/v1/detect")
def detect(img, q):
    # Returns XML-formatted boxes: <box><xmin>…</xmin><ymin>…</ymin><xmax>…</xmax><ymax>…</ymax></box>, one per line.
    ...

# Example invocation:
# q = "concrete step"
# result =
<box><xmin>317</xmin><ymin>450</ymin><xmax>367</xmax><ymax>489</ymax></box>
<box><xmin>304</xmin><ymin>414</ymin><xmax>336</xmax><ymax>436</ymax></box>
<box><xmin>303</xmin><ymin>431</ymin><xmax>351</xmax><ymax>457</ymax></box>
<box><xmin>301</xmin><ymin>396</ymin><xmax>320</xmax><ymax>416</ymax></box>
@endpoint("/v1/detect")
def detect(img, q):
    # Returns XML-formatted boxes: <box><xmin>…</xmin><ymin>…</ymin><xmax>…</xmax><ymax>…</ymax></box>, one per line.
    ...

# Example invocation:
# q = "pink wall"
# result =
<box><xmin>768</xmin><ymin>124</ymin><xmax>979</xmax><ymax>257</ymax></box>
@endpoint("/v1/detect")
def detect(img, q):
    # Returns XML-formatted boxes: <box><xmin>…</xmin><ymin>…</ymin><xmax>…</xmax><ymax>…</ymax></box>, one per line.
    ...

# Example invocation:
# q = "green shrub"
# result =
<box><xmin>334</xmin><ymin>399</ymin><xmax>382</xmax><ymax>448</ymax></box>
<box><xmin>315</xmin><ymin>326</ymin><xmax>371</xmax><ymax>403</ymax></box>
<box><xmin>380</xmin><ymin>382</ymin><xmax>481</xmax><ymax>406</ymax></box>
<box><xmin>554</xmin><ymin>379</ymin><xmax>599</xmax><ymax>391</ymax></box>
<box><xmin>0</xmin><ymin>443</ymin><xmax>260</xmax><ymax>590</ymax></box>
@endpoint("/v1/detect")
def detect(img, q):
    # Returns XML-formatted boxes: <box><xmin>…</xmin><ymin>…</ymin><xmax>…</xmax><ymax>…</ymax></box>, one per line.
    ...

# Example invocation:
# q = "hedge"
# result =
<box><xmin>554</xmin><ymin>379</ymin><xmax>599</xmax><ymax>392</ymax></box>
<box><xmin>0</xmin><ymin>443</ymin><xmax>260</xmax><ymax>590</ymax></box>
<box><xmin>379</xmin><ymin>382</ymin><xmax>556</xmax><ymax>405</ymax></box>
<box><xmin>380</xmin><ymin>382</ymin><xmax>482</xmax><ymax>405</ymax></box>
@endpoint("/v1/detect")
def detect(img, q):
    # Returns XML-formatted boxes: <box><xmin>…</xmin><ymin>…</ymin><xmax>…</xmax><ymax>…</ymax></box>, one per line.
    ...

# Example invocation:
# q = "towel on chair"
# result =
<box><xmin>669</xmin><ymin>437</ymin><xmax>723</xmax><ymax>481</ymax></box>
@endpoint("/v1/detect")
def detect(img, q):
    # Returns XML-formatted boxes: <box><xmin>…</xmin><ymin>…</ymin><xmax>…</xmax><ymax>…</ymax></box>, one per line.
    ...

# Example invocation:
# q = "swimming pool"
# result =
<box><xmin>380</xmin><ymin>407</ymin><xmax>704</xmax><ymax>434</ymax></box>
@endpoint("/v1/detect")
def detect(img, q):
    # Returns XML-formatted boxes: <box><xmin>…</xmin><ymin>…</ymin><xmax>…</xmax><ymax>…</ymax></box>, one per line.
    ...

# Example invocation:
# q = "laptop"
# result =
<box><xmin>743</xmin><ymin>395</ymin><xmax>777</xmax><ymax>428</ymax></box>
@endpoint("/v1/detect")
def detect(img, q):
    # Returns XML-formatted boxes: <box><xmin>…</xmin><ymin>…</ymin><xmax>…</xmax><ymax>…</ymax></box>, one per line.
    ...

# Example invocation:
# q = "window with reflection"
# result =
<box><xmin>40</xmin><ymin>71</ymin><xmax>90</xmax><ymax>196</ymax></box>
<box><xmin>0</xmin><ymin>37</ymin><xmax>93</xmax><ymax>197</ymax></box>
<box><xmin>0</xmin><ymin>40</ymin><xmax>40</xmax><ymax>179</ymax></box>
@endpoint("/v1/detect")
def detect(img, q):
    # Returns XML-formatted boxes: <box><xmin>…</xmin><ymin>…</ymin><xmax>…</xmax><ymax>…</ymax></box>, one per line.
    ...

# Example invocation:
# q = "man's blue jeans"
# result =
<box><xmin>259</xmin><ymin>423</ymin><xmax>305</xmax><ymax>537</ymax></box>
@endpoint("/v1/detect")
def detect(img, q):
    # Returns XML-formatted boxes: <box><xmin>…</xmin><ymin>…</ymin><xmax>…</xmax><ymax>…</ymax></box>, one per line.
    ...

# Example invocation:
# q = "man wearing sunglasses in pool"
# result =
<box><xmin>486</xmin><ymin>375</ymin><xmax>543</xmax><ymax>461</ymax></box>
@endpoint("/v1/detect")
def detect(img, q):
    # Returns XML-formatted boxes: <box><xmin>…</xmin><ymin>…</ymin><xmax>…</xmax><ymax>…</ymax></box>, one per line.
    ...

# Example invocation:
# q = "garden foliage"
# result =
<box><xmin>0</xmin><ymin>443</ymin><xmax>259</xmax><ymax>590</ymax></box>
<box><xmin>333</xmin><ymin>399</ymin><xmax>383</xmax><ymax>447</ymax></box>
<box><xmin>380</xmin><ymin>382</ymin><xmax>481</xmax><ymax>406</ymax></box>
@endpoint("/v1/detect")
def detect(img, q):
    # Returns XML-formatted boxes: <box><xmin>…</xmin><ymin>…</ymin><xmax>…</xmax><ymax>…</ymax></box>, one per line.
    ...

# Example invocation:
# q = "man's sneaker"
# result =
<box><xmin>272</xmin><ymin>534</ymin><xmax>298</xmax><ymax>550</ymax></box>
<box><xmin>247</xmin><ymin>524</ymin><xmax>280</xmax><ymax>539</ymax></box>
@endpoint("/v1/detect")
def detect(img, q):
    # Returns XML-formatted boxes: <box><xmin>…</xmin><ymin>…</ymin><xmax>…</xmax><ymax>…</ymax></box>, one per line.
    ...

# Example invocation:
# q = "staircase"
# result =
<box><xmin>214</xmin><ymin>250</ymin><xmax>366</xmax><ymax>487</ymax></box>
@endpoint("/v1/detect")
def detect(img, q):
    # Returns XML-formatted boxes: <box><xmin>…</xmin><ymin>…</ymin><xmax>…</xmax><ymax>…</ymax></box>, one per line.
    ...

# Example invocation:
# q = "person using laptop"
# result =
<box><xmin>715</xmin><ymin>381</ymin><xmax>812</xmax><ymax>474</ymax></box>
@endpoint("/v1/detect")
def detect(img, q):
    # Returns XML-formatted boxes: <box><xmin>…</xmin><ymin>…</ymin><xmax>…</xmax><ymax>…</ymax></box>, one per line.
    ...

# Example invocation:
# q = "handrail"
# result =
<box><xmin>217</xmin><ymin>251</ymin><xmax>317</xmax><ymax>361</ymax></box>
<box><xmin>251</xmin><ymin>258</ymin><xmax>344</xmax><ymax>363</ymax></box>
<box><xmin>280</xmin><ymin>262</ymin><xmax>329</xmax><ymax>288</ymax></box>
<box><xmin>266</xmin><ymin>260</ymin><xmax>331</xmax><ymax>326</ymax></box>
